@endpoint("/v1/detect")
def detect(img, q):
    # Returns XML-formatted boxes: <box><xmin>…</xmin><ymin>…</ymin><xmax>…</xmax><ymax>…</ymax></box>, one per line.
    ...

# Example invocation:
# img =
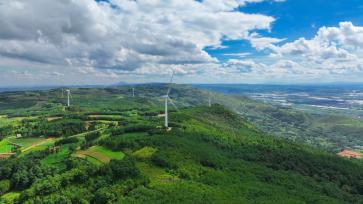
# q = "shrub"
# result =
<box><xmin>55</xmin><ymin>137</ymin><xmax>79</xmax><ymax>146</ymax></box>
<box><xmin>107</xmin><ymin>158</ymin><xmax>139</xmax><ymax>179</ymax></box>
<box><xmin>110</xmin><ymin>128</ymin><xmax>125</xmax><ymax>136</ymax></box>
<box><xmin>124</xmin><ymin>124</ymin><xmax>153</xmax><ymax>133</ymax></box>
<box><xmin>151</xmin><ymin>151</ymin><xmax>177</xmax><ymax>169</ymax></box>
<box><xmin>0</xmin><ymin>180</ymin><xmax>10</xmax><ymax>195</ymax></box>
<box><xmin>85</xmin><ymin>132</ymin><xmax>101</xmax><ymax>142</ymax></box>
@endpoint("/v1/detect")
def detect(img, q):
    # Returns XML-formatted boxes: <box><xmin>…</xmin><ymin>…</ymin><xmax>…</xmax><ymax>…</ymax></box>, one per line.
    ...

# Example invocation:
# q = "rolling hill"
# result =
<box><xmin>0</xmin><ymin>86</ymin><xmax>362</xmax><ymax>203</ymax></box>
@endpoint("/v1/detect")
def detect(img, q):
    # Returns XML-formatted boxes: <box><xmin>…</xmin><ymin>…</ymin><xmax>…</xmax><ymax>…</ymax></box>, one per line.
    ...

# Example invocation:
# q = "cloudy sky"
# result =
<box><xmin>1</xmin><ymin>0</ymin><xmax>363</xmax><ymax>86</ymax></box>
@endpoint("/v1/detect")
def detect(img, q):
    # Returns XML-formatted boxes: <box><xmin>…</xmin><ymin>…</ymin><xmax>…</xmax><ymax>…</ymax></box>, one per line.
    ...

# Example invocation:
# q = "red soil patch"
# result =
<box><xmin>0</xmin><ymin>153</ymin><xmax>15</xmax><ymax>159</ymax></box>
<box><xmin>338</xmin><ymin>150</ymin><xmax>362</xmax><ymax>158</ymax></box>
<box><xmin>75</xmin><ymin>150</ymin><xmax>110</xmax><ymax>163</ymax></box>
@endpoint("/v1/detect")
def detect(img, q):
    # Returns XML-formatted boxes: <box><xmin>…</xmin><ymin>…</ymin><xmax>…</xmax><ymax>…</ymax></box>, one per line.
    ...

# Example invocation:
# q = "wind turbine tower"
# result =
<box><xmin>164</xmin><ymin>94</ymin><xmax>168</xmax><ymax>127</ymax></box>
<box><xmin>163</xmin><ymin>70</ymin><xmax>179</xmax><ymax>128</ymax></box>
<box><xmin>132</xmin><ymin>88</ymin><xmax>135</xmax><ymax>97</ymax></box>
<box><xmin>208</xmin><ymin>96</ymin><xmax>211</xmax><ymax>107</ymax></box>
<box><xmin>66</xmin><ymin>89</ymin><xmax>71</xmax><ymax>107</ymax></box>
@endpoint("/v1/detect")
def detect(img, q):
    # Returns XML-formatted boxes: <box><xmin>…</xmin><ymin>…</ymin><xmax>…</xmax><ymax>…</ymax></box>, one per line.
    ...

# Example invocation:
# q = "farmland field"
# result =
<box><xmin>0</xmin><ymin>138</ymin><xmax>14</xmax><ymax>153</ymax></box>
<box><xmin>75</xmin><ymin>145</ymin><xmax>124</xmax><ymax>164</ymax></box>
<box><xmin>41</xmin><ymin>147</ymin><xmax>70</xmax><ymax>167</ymax></box>
<box><xmin>8</xmin><ymin>137</ymin><xmax>45</xmax><ymax>147</ymax></box>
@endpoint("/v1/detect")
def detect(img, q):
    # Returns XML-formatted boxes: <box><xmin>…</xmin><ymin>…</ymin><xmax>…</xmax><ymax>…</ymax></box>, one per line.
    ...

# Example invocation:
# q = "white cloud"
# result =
<box><xmin>4</xmin><ymin>0</ymin><xmax>362</xmax><ymax>84</ymax></box>
<box><xmin>235</xmin><ymin>22</ymin><xmax>363</xmax><ymax>82</ymax></box>
<box><xmin>202</xmin><ymin>0</ymin><xmax>285</xmax><ymax>11</ymax></box>
<box><xmin>223</xmin><ymin>52</ymin><xmax>251</xmax><ymax>58</ymax></box>
<box><xmin>248</xmin><ymin>32</ymin><xmax>285</xmax><ymax>51</ymax></box>
<box><xmin>223</xmin><ymin>59</ymin><xmax>263</xmax><ymax>73</ymax></box>
<box><xmin>0</xmin><ymin>0</ymin><xmax>277</xmax><ymax>83</ymax></box>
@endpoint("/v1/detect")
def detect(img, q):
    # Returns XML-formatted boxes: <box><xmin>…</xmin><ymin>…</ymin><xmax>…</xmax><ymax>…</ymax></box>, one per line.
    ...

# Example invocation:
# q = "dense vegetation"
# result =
<box><xmin>204</xmin><ymin>90</ymin><xmax>363</xmax><ymax>152</ymax></box>
<box><xmin>0</xmin><ymin>85</ymin><xmax>362</xmax><ymax>203</ymax></box>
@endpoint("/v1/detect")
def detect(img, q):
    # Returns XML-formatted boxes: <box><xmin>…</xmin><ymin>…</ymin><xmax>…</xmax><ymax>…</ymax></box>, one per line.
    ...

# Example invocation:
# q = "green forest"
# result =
<box><xmin>0</xmin><ymin>85</ymin><xmax>362</xmax><ymax>203</ymax></box>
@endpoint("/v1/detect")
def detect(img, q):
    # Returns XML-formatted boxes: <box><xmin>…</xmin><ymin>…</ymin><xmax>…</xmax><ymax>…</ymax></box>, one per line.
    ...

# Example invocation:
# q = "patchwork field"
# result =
<box><xmin>0</xmin><ymin>137</ymin><xmax>56</xmax><ymax>156</ymax></box>
<box><xmin>74</xmin><ymin>145</ymin><xmax>124</xmax><ymax>164</ymax></box>
<box><xmin>9</xmin><ymin>137</ymin><xmax>55</xmax><ymax>152</ymax></box>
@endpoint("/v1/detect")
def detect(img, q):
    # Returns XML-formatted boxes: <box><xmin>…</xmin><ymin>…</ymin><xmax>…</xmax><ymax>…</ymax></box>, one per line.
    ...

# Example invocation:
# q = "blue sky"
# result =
<box><xmin>242</xmin><ymin>0</ymin><xmax>363</xmax><ymax>39</ymax></box>
<box><xmin>208</xmin><ymin>0</ymin><xmax>363</xmax><ymax>63</ymax></box>
<box><xmin>0</xmin><ymin>0</ymin><xmax>363</xmax><ymax>86</ymax></box>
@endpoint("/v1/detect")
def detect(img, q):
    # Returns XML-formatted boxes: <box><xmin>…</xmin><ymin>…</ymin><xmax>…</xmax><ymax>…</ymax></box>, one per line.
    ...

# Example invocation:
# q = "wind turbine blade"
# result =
<box><xmin>166</xmin><ymin>70</ymin><xmax>175</xmax><ymax>95</ymax></box>
<box><xmin>168</xmin><ymin>97</ymin><xmax>179</xmax><ymax>111</ymax></box>
<box><xmin>169</xmin><ymin>69</ymin><xmax>175</xmax><ymax>84</ymax></box>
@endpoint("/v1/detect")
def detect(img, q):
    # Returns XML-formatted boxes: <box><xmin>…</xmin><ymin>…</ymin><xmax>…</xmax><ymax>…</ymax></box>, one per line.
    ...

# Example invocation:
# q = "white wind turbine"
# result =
<box><xmin>65</xmin><ymin>89</ymin><xmax>72</xmax><ymax>107</ymax></box>
<box><xmin>162</xmin><ymin>70</ymin><xmax>179</xmax><ymax>128</ymax></box>
<box><xmin>132</xmin><ymin>87</ymin><xmax>135</xmax><ymax>97</ymax></box>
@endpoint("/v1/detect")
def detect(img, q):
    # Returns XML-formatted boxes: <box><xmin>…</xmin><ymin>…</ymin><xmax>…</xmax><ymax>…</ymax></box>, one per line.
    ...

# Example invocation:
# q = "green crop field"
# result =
<box><xmin>8</xmin><ymin>137</ymin><xmax>45</xmax><ymax>147</ymax></box>
<box><xmin>0</xmin><ymin>139</ymin><xmax>13</xmax><ymax>153</ymax></box>
<box><xmin>41</xmin><ymin>147</ymin><xmax>70</xmax><ymax>166</ymax></box>
<box><xmin>90</xmin><ymin>146</ymin><xmax>125</xmax><ymax>160</ymax></box>
<box><xmin>75</xmin><ymin>145</ymin><xmax>124</xmax><ymax>164</ymax></box>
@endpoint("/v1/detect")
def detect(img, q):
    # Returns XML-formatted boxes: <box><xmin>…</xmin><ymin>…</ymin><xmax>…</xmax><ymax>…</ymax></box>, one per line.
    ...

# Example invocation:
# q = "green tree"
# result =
<box><xmin>0</xmin><ymin>180</ymin><xmax>10</xmax><ymax>195</ymax></box>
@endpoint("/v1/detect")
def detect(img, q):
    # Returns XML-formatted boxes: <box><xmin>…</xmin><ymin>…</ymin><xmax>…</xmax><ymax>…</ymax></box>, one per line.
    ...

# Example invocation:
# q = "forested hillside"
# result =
<box><xmin>195</xmin><ymin>86</ymin><xmax>363</xmax><ymax>152</ymax></box>
<box><xmin>0</xmin><ymin>86</ymin><xmax>362</xmax><ymax>203</ymax></box>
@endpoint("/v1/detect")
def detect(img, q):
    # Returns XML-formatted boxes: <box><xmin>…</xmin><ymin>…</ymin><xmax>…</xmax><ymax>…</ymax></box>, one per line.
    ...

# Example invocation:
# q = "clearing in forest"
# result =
<box><xmin>133</xmin><ymin>146</ymin><xmax>157</xmax><ymax>159</ymax></box>
<box><xmin>74</xmin><ymin>145</ymin><xmax>124</xmax><ymax>164</ymax></box>
<box><xmin>8</xmin><ymin>137</ymin><xmax>55</xmax><ymax>153</ymax></box>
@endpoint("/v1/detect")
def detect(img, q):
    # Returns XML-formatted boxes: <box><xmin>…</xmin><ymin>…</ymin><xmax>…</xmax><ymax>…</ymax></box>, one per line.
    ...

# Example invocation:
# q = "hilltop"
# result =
<box><xmin>0</xmin><ymin>86</ymin><xmax>362</xmax><ymax>203</ymax></box>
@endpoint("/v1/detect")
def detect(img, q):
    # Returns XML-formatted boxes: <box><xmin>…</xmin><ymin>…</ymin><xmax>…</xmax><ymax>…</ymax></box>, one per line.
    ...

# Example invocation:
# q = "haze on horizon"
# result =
<box><xmin>1</xmin><ymin>0</ymin><xmax>363</xmax><ymax>87</ymax></box>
